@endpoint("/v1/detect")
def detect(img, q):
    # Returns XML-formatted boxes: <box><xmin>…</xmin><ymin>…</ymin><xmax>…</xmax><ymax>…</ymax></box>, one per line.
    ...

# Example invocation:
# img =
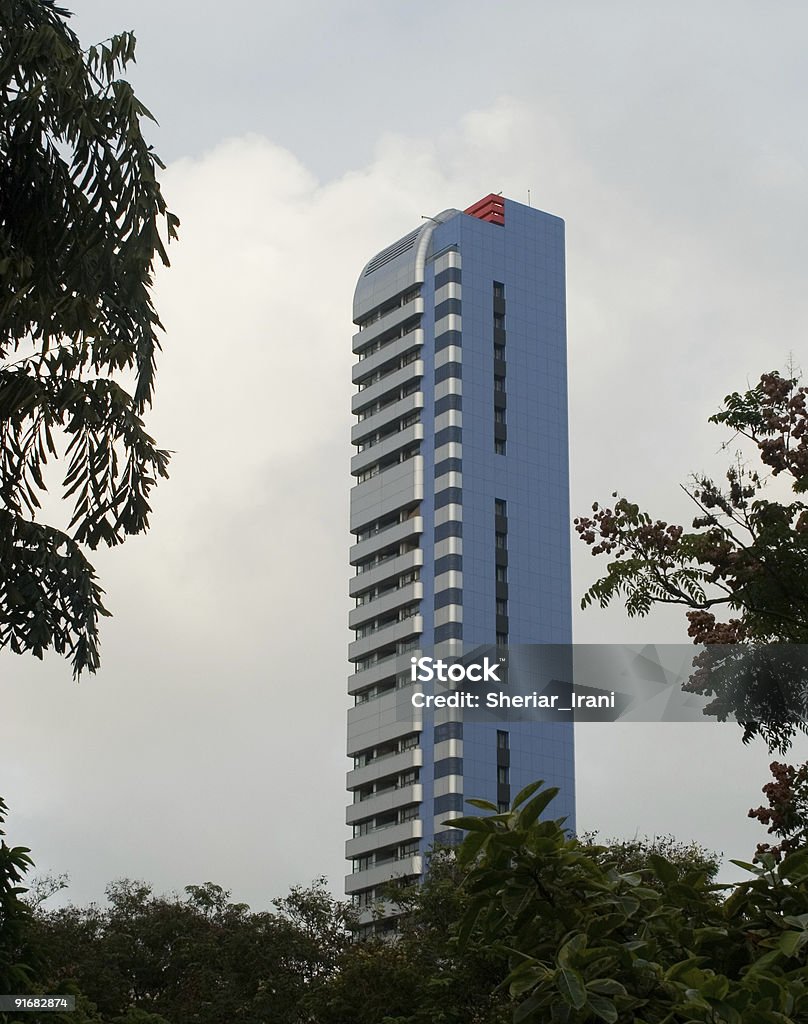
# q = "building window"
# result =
<box><xmin>434</xmin><ymin>792</ymin><xmax>464</xmax><ymax>814</ymax></box>
<box><xmin>494</xmin><ymin>343</ymin><xmax>505</xmax><ymax>361</ymax></box>
<box><xmin>493</xmin><ymin>281</ymin><xmax>505</xmax><ymax>299</ymax></box>
<box><xmin>497</xmin><ymin>801</ymin><xmax>509</xmax><ymax>813</ymax></box>
<box><xmin>496</xmin><ymin>599</ymin><xmax>508</xmax><ymax>616</ymax></box>
<box><xmin>497</xmin><ymin>730</ymin><xmax>509</xmax><ymax>749</ymax></box>
<box><xmin>435</xmin><ymin>757</ymin><xmax>464</xmax><ymax>779</ymax></box>
<box><xmin>494</xmin><ymin>499</ymin><xmax>507</xmax><ymax>517</ymax></box>
<box><xmin>496</xmin><ymin>565</ymin><xmax>507</xmax><ymax>583</ymax></box>
<box><xmin>495</xmin><ymin>531</ymin><xmax>507</xmax><ymax>549</ymax></box>
<box><xmin>494</xmin><ymin>375</ymin><xmax>506</xmax><ymax>392</ymax></box>
<box><xmin>357</xmin><ymin>888</ymin><xmax>378</xmax><ymax>909</ymax></box>
<box><xmin>495</xmin><ymin>438</ymin><xmax>506</xmax><ymax>455</ymax></box>
<box><xmin>497</xmin><ymin>765</ymin><xmax>509</xmax><ymax>785</ymax></box>
<box><xmin>496</xmin><ymin>631</ymin><xmax>508</xmax><ymax>646</ymax></box>
<box><xmin>494</xmin><ymin>312</ymin><xmax>505</xmax><ymax>330</ymax></box>
<box><xmin>434</xmin><ymin>721</ymin><xmax>463</xmax><ymax>743</ymax></box>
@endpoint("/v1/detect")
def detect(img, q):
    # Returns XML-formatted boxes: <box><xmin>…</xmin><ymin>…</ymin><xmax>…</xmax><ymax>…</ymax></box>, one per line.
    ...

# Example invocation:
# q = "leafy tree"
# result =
<box><xmin>21</xmin><ymin>871</ymin><xmax>69</xmax><ymax>911</ymax></box>
<box><xmin>579</xmin><ymin>831</ymin><xmax>720</xmax><ymax>885</ymax></box>
<box><xmin>575</xmin><ymin>369</ymin><xmax>808</xmax><ymax>752</ymax></box>
<box><xmin>307</xmin><ymin>850</ymin><xmax>511</xmax><ymax>1024</ymax></box>
<box><xmin>0</xmin><ymin>796</ymin><xmax>37</xmax><ymax>1002</ymax></box>
<box><xmin>749</xmin><ymin>760</ymin><xmax>808</xmax><ymax>863</ymax></box>
<box><xmin>306</xmin><ymin>839</ymin><xmax>723</xmax><ymax>1024</ymax></box>
<box><xmin>0</xmin><ymin>0</ymin><xmax>177</xmax><ymax>676</ymax></box>
<box><xmin>32</xmin><ymin>877</ymin><xmax>354</xmax><ymax>1023</ymax></box>
<box><xmin>451</xmin><ymin>782</ymin><xmax>808</xmax><ymax>1024</ymax></box>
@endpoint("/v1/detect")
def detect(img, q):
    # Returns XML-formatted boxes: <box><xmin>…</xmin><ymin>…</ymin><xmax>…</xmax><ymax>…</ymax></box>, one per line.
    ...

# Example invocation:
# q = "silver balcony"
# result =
<box><xmin>346</xmin><ymin>783</ymin><xmax>423</xmax><ymax>826</ymax></box>
<box><xmin>351</xmin><ymin>360</ymin><xmax>424</xmax><ymax>417</ymax></box>
<box><xmin>347</xmin><ymin>747</ymin><xmax>423</xmax><ymax>791</ymax></box>
<box><xmin>352</xmin><ymin>296</ymin><xmax>424</xmax><ymax>353</ymax></box>
<box><xmin>346</xmin><ymin>818</ymin><xmax>422</xmax><ymax>860</ymax></box>
<box><xmin>350</xmin><ymin>516</ymin><xmax>423</xmax><ymax>568</ymax></box>
<box><xmin>349</xmin><ymin>581</ymin><xmax>423</xmax><ymax>630</ymax></box>
<box><xmin>345</xmin><ymin>854</ymin><xmax>423</xmax><ymax>895</ymax></box>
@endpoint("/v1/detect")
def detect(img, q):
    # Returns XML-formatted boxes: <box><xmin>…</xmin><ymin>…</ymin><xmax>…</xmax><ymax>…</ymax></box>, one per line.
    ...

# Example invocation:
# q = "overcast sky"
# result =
<box><xmin>2</xmin><ymin>0</ymin><xmax>808</xmax><ymax>909</ymax></box>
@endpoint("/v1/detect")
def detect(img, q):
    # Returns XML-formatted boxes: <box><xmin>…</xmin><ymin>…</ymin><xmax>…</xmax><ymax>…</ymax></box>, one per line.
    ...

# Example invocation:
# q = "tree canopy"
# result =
<box><xmin>575</xmin><ymin>370</ymin><xmax>808</xmax><ymax>751</ymax></box>
<box><xmin>450</xmin><ymin>782</ymin><xmax>808</xmax><ymax>1024</ymax></box>
<box><xmin>0</xmin><ymin>796</ymin><xmax>37</xmax><ymax>999</ymax></box>
<box><xmin>2</xmin><ymin>783</ymin><xmax>802</xmax><ymax>1024</ymax></box>
<box><xmin>0</xmin><ymin>1</ymin><xmax>177</xmax><ymax>675</ymax></box>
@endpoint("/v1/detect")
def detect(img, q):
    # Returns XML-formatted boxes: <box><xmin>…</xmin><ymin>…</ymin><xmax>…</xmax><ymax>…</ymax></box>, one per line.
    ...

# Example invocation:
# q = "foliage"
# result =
<box><xmin>750</xmin><ymin>761</ymin><xmax>808</xmax><ymax>863</ymax></box>
<box><xmin>13</xmin><ymin>805</ymin><xmax>795</xmax><ymax>1024</ymax></box>
<box><xmin>31</xmin><ymin>877</ymin><xmax>353</xmax><ymax>1024</ymax></box>
<box><xmin>0</xmin><ymin>0</ymin><xmax>177</xmax><ymax>675</ymax></box>
<box><xmin>575</xmin><ymin>370</ymin><xmax>808</xmax><ymax>752</ymax></box>
<box><xmin>0</xmin><ymin>796</ymin><xmax>37</xmax><ymax>1000</ymax></box>
<box><xmin>21</xmin><ymin>870</ymin><xmax>69</xmax><ymax>911</ymax></box>
<box><xmin>452</xmin><ymin>781</ymin><xmax>808</xmax><ymax>1024</ymax></box>
<box><xmin>579</xmin><ymin>831</ymin><xmax>721</xmax><ymax>885</ymax></box>
<box><xmin>306</xmin><ymin>850</ymin><xmax>511</xmax><ymax>1024</ymax></box>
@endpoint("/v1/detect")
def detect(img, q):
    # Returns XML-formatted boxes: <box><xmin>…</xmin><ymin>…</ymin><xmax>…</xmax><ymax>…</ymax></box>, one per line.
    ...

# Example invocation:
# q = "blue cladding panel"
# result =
<box><xmin>419</xmin><ymin>200</ymin><xmax>575</xmax><ymax>847</ymax></box>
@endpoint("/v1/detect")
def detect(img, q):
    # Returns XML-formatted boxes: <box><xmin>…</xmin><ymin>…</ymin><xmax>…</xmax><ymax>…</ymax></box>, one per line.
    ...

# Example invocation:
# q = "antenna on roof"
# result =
<box><xmin>527</xmin><ymin>189</ymin><xmax>531</xmax><ymax>207</ymax></box>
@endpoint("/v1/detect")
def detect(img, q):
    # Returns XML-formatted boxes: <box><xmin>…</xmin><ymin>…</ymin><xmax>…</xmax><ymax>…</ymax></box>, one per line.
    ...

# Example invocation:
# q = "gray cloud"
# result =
<box><xmin>4</xmin><ymin>3</ymin><xmax>808</xmax><ymax>903</ymax></box>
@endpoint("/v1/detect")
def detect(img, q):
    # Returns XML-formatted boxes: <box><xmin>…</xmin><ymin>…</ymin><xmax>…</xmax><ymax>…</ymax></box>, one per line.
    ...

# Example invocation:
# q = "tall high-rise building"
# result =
<box><xmin>346</xmin><ymin>195</ymin><xmax>574</xmax><ymax>933</ymax></box>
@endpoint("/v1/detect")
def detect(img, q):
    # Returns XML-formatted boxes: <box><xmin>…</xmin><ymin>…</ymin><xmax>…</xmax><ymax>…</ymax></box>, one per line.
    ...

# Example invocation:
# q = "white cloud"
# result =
<box><xmin>2</xmin><ymin>91</ymin><xmax>806</xmax><ymax>906</ymax></box>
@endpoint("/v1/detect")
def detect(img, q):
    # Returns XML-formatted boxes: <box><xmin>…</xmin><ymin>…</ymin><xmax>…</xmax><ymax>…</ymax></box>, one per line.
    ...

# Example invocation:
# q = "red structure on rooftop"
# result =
<box><xmin>464</xmin><ymin>193</ymin><xmax>505</xmax><ymax>226</ymax></box>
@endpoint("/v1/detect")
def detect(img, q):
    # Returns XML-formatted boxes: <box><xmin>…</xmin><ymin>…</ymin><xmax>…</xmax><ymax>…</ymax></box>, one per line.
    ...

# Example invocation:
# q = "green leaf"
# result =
<box><xmin>466</xmin><ymin>798</ymin><xmax>499</xmax><ymax>812</ymax></box>
<box><xmin>664</xmin><ymin>957</ymin><xmax>708</xmax><ymax>983</ymax></box>
<box><xmin>445</xmin><ymin>816</ymin><xmax>495</xmax><ymax>833</ymax></box>
<box><xmin>557</xmin><ymin>967</ymin><xmax>587</xmax><ymax>1009</ymax></box>
<box><xmin>511</xmin><ymin>780</ymin><xmax>545</xmax><ymax>809</ymax></box>
<box><xmin>586</xmin><ymin>979</ymin><xmax>627</xmax><ymax>996</ymax></box>
<box><xmin>508</xmin><ymin>963</ymin><xmax>550</xmax><ymax>997</ymax></box>
<box><xmin>519</xmin><ymin>787</ymin><xmax>560</xmax><ymax>829</ymax></box>
<box><xmin>647</xmin><ymin>853</ymin><xmax>677</xmax><ymax>884</ymax></box>
<box><xmin>779</xmin><ymin>850</ymin><xmax>808</xmax><ymax>882</ymax></box>
<box><xmin>779</xmin><ymin>930</ymin><xmax>805</xmax><ymax>958</ymax></box>
<box><xmin>502</xmin><ymin>885</ymin><xmax>533</xmax><ymax>919</ymax></box>
<box><xmin>557</xmin><ymin>933</ymin><xmax>586</xmax><ymax>967</ymax></box>
<box><xmin>699</xmin><ymin>974</ymin><xmax>729</xmax><ymax>1000</ymax></box>
<box><xmin>744</xmin><ymin>948</ymin><xmax>781</xmax><ymax>975</ymax></box>
<box><xmin>456</xmin><ymin>894</ymin><xmax>486</xmax><ymax>950</ymax></box>
<box><xmin>455</xmin><ymin>830</ymin><xmax>488</xmax><ymax>867</ymax></box>
<box><xmin>513</xmin><ymin>992</ymin><xmax>543</xmax><ymax>1024</ymax></box>
<box><xmin>587</xmin><ymin>993</ymin><xmax>618</xmax><ymax>1023</ymax></box>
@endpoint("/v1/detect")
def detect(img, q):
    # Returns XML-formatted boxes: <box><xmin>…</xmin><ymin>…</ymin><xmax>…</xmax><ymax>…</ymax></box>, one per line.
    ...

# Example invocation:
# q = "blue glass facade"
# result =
<box><xmin>347</xmin><ymin>196</ymin><xmax>574</xmax><ymax>928</ymax></box>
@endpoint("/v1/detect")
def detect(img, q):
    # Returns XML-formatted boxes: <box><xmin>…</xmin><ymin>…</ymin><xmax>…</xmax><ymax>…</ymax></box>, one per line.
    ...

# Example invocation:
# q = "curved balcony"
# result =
<box><xmin>352</xmin><ymin>328</ymin><xmax>424</xmax><ymax>385</ymax></box>
<box><xmin>346</xmin><ymin>784</ymin><xmax>422</xmax><ymax>826</ymax></box>
<box><xmin>353</xmin><ymin>295</ymin><xmax>424</xmax><ymax>353</ymax></box>
<box><xmin>349</xmin><ymin>582</ymin><xmax>423</xmax><ymax>630</ymax></box>
<box><xmin>351</xmin><ymin>392</ymin><xmax>423</xmax><ymax>447</ymax></box>
<box><xmin>351</xmin><ymin>360</ymin><xmax>424</xmax><ymax>417</ymax></box>
<box><xmin>351</xmin><ymin>424</ymin><xmax>423</xmax><ymax>478</ymax></box>
<box><xmin>347</xmin><ymin>747</ymin><xmax>422</xmax><ymax>790</ymax></box>
<box><xmin>348</xmin><ymin>614</ymin><xmax>423</xmax><ymax>664</ymax></box>
<box><xmin>345</xmin><ymin>854</ymin><xmax>423</xmax><ymax>895</ymax></box>
<box><xmin>346</xmin><ymin>818</ymin><xmax>422</xmax><ymax>860</ymax></box>
<box><xmin>350</xmin><ymin>516</ymin><xmax>423</xmax><ymax>568</ymax></box>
